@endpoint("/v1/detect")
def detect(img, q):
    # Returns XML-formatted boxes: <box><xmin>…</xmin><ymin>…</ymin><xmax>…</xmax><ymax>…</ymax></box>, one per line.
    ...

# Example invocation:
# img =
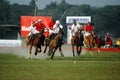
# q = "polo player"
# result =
<box><xmin>27</xmin><ymin>21</ymin><xmax>36</xmax><ymax>45</ymax></box>
<box><xmin>83</xmin><ymin>22</ymin><xmax>94</xmax><ymax>46</ymax></box>
<box><xmin>71</xmin><ymin>19</ymin><xmax>82</xmax><ymax>45</ymax></box>
<box><xmin>35</xmin><ymin>19</ymin><xmax>46</xmax><ymax>46</ymax></box>
<box><xmin>49</xmin><ymin>20</ymin><xmax>64</xmax><ymax>42</ymax></box>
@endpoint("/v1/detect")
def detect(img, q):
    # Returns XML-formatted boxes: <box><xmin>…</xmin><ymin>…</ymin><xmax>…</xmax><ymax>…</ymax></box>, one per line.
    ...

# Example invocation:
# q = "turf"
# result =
<box><xmin>0</xmin><ymin>52</ymin><xmax>120</xmax><ymax>80</ymax></box>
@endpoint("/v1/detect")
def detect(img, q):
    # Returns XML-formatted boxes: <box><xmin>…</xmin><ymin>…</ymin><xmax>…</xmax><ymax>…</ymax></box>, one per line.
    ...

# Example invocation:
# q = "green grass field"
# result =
<box><xmin>0</xmin><ymin>52</ymin><xmax>120</xmax><ymax>80</ymax></box>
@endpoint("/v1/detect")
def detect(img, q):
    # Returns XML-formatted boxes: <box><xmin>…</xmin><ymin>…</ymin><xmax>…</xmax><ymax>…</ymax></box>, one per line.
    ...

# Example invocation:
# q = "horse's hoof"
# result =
<box><xmin>39</xmin><ymin>50</ymin><xmax>42</xmax><ymax>53</ymax></box>
<box><xmin>51</xmin><ymin>57</ymin><xmax>53</xmax><ymax>60</ymax></box>
<box><xmin>43</xmin><ymin>51</ymin><xmax>46</xmax><ymax>54</ymax></box>
<box><xmin>35</xmin><ymin>52</ymin><xmax>37</xmax><ymax>55</ymax></box>
<box><xmin>29</xmin><ymin>58</ymin><xmax>32</xmax><ymax>59</ymax></box>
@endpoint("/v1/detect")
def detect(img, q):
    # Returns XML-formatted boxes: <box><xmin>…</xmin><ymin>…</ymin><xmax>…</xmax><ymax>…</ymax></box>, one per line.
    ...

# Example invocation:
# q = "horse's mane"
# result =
<box><xmin>54</xmin><ymin>33</ymin><xmax>62</xmax><ymax>41</ymax></box>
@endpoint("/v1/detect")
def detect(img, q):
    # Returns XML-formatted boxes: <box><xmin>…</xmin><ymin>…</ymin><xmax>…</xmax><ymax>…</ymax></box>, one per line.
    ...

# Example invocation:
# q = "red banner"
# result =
<box><xmin>21</xmin><ymin>16</ymin><xmax>52</xmax><ymax>37</ymax></box>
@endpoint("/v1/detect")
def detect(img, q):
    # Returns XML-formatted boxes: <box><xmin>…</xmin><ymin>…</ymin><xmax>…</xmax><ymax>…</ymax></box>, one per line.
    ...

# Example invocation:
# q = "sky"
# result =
<box><xmin>8</xmin><ymin>0</ymin><xmax>120</xmax><ymax>9</ymax></box>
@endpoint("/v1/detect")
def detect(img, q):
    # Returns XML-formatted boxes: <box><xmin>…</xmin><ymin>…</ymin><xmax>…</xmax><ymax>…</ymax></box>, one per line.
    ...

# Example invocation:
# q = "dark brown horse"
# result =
<box><xmin>26</xmin><ymin>29</ymin><xmax>44</xmax><ymax>59</ymax></box>
<box><xmin>47</xmin><ymin>31</ymin><xmax>64</xmax><ymax>59</ymax></box>
<box><xmin>71</xmin><ymin>29</ymin><xmax>84</xmax><ymax>57</ymax></box>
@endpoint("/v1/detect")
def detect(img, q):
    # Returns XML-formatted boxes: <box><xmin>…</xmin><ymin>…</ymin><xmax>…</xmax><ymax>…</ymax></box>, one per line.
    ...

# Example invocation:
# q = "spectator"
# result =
<box><xmin>115</xmin><ymin>38</ymin><xmax>120</xmax><ymax>48</ymax></box>
<box><xmin>104</xmin><ymin>33</ymin><xmax>112</xmax><ymax>48</ymax></box>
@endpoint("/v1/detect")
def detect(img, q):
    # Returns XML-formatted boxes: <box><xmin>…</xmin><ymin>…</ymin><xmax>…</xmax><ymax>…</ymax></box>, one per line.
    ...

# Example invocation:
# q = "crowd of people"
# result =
<box><xmin>27</xmin><ymin>17</ymin><xmax>120</xmax><ymax>49</ymax></box>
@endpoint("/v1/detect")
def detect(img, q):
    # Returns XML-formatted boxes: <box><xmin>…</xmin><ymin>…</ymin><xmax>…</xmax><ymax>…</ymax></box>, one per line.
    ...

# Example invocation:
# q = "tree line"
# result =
<box><xmin>0</xmin><ymin>0</ymin><xmax>120</xmax><ymax>38</ymax></box>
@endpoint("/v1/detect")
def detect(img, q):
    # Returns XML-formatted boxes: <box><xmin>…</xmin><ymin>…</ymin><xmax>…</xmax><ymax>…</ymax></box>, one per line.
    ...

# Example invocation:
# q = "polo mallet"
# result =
<box><xmin>59</xmin><ymin>9</ymin><xmax>68</xmax><ymax>21</ymax></box>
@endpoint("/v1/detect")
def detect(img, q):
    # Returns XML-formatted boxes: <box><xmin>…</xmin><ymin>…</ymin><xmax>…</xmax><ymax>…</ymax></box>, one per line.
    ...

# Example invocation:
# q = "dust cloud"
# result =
<box><xmin>0</xmin><ymin>44</ymin><xmax>87</xmax><ymax>59</ymax></box>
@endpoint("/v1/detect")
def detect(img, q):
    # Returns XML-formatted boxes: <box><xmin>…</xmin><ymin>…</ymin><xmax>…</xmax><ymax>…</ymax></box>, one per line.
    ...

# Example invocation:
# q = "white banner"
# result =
<box><xmin>66</xmin><ymin>16</ymin><xmax>91</xmax><ymax>23</ymax></box>
<box><xmin>0</xmin><ymin>40</ymin><xmax>22</xmax><ymax>47</ymax></box>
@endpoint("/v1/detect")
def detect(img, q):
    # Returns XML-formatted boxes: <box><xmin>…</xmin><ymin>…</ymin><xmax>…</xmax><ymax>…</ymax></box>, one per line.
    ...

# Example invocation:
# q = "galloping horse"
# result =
<box><xmin>71</xmin><ymin>29</ymin><xmax>84</xmax><ymax>57</ymax></box>
<box><xmin>48</xmin><ymin>30</ymin><xmax>64</xmax><ymax>59</ymax></box>
<box><xmin>26</xmin><ymin>28</ymin><xmax>44</xmax><ymax>59</ymax></box>
<box><xmin>83</xmin><ymin>31</ymin><xmax>97</xmax><ymax>55</ymax></box>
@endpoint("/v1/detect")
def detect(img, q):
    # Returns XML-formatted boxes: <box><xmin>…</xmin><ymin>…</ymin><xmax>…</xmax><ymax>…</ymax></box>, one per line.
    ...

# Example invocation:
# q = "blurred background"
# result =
<box><xmin>0</xmin><ymin>0</ymin><xmax>120</xmax><ymax>42</ymax></box>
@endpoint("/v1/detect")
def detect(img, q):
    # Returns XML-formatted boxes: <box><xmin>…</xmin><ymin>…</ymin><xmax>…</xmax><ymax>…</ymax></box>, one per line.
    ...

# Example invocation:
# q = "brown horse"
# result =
<box><xmin>71</xmin><ymin>29</ymin><xmax>84</xmax><ymax>57</ymax></box>
<box><xmin>83</xmin><ymin>31</ymin><xmax>97</xmax><ymax>55</ymax></box>
<box><xmin>48</xmin><ymin>32</ymin><xmax>64</xmax><ymax>59</ymax></box>
<box><xmin>26</xmin><ymin>29</ymin><xmax>44</xmax><ymax>59</ymax></box>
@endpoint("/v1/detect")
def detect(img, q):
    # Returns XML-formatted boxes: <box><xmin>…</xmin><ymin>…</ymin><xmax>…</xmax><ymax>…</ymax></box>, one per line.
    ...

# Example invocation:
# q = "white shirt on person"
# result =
<box><xmin>71</xmin><ymin>23</ymin><xmax>81</xmax><ymax>36</ymax></box>
<box><xmin>28</xmin><ymin>25</ymin><xmax>36</xmax><ymax>36</ymax></box>
<box><xmin>52</xmin><ymin>24</ymin><xmax>63</xmax><ymax>34</ymax></box>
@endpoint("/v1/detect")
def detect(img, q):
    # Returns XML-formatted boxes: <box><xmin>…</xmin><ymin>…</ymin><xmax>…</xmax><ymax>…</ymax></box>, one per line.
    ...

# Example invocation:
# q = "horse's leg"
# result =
<box><xmin>76</xmin><ymin>45</ymin><xmax>81</xmax><ymax>56</ymax></box>
<box><xmin>44</xmin><ymin>44</ymin><xmax>47</xmax><ymax>54</ymax></box>
<box><xmin>35</xmin><ymin>47</ymin><xmax>38</xmax><ymax>55</ymax></box>
<box><xmin>43</xmin><ymin>39</ymin><xmax>47</xmax><ymax>53</ymax></box>
<box><xmin>48</xmin><ymin>46</ymin><xmax>53</xmax><ymax>56</ymax></box>
<box><xmin>38</xmin><ymin>45</ymin><xmax>42</xmax><ymax>53</ymax></box>
<box><xmin>78</xmin><ymin>46</ymin><xmax>82</xmax><ymax>56</ymax></box>
<box><xmin>35</xmin><ymin>45</ymin><xmax>42</xmax><ymax>55</ymax></box>
<box><xmin>29</xmin><ymin>44</ymin><xmax>32</xmax><ymax>59</ymax></box>
<box><xmin>89</xmin><ymin>46</ymin><xmax>93</xmax><ymax>56</ymax></box>
<box><xmin>71</xmin><ymin>37</ymin><xmax>75</xmax><ymax>57</ymax></box>
<box><xmin>76</xmin><ymin>45</ymin><xmax>78</xmax><ymax>53</ymax></box>
<box><xmin>47</xmin><ymin>48</ymin><xmax>51</xmax><ymax>56</ymax></box>
<box><xmin>59</xmin><ymin>45</ymin><xmax>64</xmax><ymax>57</ymax></box>
<box><xmin>72</xmin><ymin>45</ymin><xmax>75</xmax><ymax>57</ymax></box>
<box><xmin>97</xmin><ymin>45</ymin><xmax>101</xmax><ymax>53</ymax></box>
<box><xmin>51</xmin><ymin>47</ymin><xmax>58</xmax><ymax>59</ymax></box>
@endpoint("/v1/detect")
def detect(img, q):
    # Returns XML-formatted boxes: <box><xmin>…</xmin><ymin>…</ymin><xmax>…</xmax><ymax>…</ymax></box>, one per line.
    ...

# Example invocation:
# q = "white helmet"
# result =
<box><xmin>56</xmin><ymin>20</ymin><xmax>60</xmax><ymax>24</ymax></box>
<box><xmin>38</xmin><ymin>19</ymin><xmax>42</xmax><ymax>22</ymax></box>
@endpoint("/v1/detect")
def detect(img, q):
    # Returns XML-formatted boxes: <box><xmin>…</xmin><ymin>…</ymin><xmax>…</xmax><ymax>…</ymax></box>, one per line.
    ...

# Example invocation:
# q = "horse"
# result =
<box><xmin>83</xmin><ymin>31</ymin><xmax>97</xmax><ymax>55</ymax></box>
<box><xmin>47</xmin><ymin>30</ymin><xmax>64</xmax><ymax>59</ymax></box>
<box><xmin>71</xmin><ymin>29</ymin><xmax>84</xmax><ymax>57</ymax></box>
<box><xmin>43</xmin><ymin>36</ymin><xmax>50</xmax><ymax>53</ymax></box>
<box><xmin>26</xmin><ymin>28</ymin><xmax>44</xmax><ymax>59</ymax></box>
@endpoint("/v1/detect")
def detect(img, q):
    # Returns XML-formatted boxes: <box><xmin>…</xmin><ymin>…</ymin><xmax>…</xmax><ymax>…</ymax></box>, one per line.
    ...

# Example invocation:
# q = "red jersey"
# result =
<box><xmin>48</xmin><ymin>21</ymin><xmax>55</xmax><ymax>30</ymax></box>
<box><xmin>84</xmin><ymin>25</ymin><xmax>94</xmax><ymax>32</ymax></box>
<box><xmin>35</xmin><ymin>23</ymin><xmax>46</xmax><ymax>32</ymax></box>
<box><xmin>105</xmin><ymin>35</ymin><xmax>110</xmax><ymax>42</ymax></box>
